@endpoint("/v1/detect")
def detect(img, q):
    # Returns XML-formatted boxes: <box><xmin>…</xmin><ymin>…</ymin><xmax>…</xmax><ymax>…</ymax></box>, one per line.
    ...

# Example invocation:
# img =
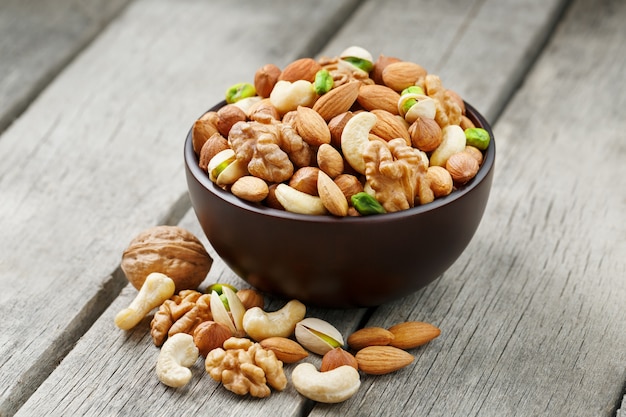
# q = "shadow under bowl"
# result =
<box><xmin>185</xmin><ymin>101</ymin><xmax>495</xmax><ymax>308</ymax></box>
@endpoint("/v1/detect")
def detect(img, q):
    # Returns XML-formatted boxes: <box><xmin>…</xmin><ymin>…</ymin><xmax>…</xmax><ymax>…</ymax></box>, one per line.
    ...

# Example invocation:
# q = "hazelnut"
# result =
<box><xmin>334</xmin><ymin>174</ymin><xmax>364</xmax><ymax>201</ymax></box>
<box><xmin>216</xmin><ymin>104</ymin><xmax>247</xmax><ymax>137</ymax></box>
<box><xmin>198</xmin><ymin>133</ymin><xmax>229</xmax><ymax>171</ymax></box>
<box><xmin>193</xmin><ymin>321</ymin><xmax>232</xmax><ymax>357</ymax></box>
<box><xmin>289</xmin><ymin>166</ymin><xmax>320</xmax><ymax>196</ymax></box>
<box><xmin>446</xmin><ymin>151</ymin><xmax>480</xmax><ymax>184</ymax></box>
<box><xmin>463</xmin><ymin>145</ymin><xmax>484</xmax><ymax>166</ymax></box>
<box><xmin>254</xmin><ymin>63</ymin><xmax>281</xmax><ymax>98</ymax></box>
<box><xmin>192</xmin><ymin>112</ymin><xmax>219</xmax><ymax>155</ymax></box>
<box><xmin>327</xmin><ymin>111</ymin><xmax>353</xmax><ymax>148</ymax></box>
<box><xmin>321</xmin><ymin>348</ymin><xmax>358</xmax><ymax>372</ymax></box>
<box><xmin>236</xmin><ymin>288</ymin><xmax>265</xmax><ymax>310</ymax></box>
<box><xmin>409</xmin><ymin>117</ymin><xmax>442</xmax><ymax>152</ymax></box>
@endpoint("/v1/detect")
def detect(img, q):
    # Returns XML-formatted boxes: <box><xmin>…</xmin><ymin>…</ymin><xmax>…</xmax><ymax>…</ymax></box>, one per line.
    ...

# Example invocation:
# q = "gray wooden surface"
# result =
<box><xmin>1</xmin><ymin>0</ymin><xmax>624</xmax><ymax>416</ymax></box>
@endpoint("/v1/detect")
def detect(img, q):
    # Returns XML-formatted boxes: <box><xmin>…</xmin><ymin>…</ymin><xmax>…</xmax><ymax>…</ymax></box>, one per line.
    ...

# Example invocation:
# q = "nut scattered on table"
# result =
<box><xmin>121</xmin><ymin>225</ymin><xmax>212</xmax><ymax>292</ymax></box>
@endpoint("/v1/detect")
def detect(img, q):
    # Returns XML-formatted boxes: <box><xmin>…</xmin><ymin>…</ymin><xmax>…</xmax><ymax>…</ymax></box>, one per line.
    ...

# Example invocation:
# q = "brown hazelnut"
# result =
<box><xmin>198</xmin><ymin>133</ymin><xmax>229</xmax><ymax>171</ymax></box>
<box><xmin>254</xmin><ymin>63</ymin><xmax>281</xmax><ymax>98</ymax></box>
<box><xmin>320</xmin><ymin>348</ymin><xmax>358</xmax><ymax>372</ymax></box>
<box><xmin>289</xmin><ymin>167</ymin><xmax>320</xmax><ymax>196</ymax></box>
<box><xmin>334</xmin><ymin>174</ymin><xmax>364</xmax><ymax>201</ymax></box>
<box><xmin>327</xmin><ymin>111</ymin><xmax>353</xmax><ymax>148</ymax></box>
<box><xmin>193</xmin><ymin>321</ymin><xmax>232</xmax><ymax>356</ymax></box>
<box><xmin>446</xmin><ymin>152</ymin><xmax>480</xmax><ymax>184</ymax></box>
<box><xmin>409</xmin><ymin>117</ymin><xmax>443</xmax><ymax>152</ymax></box>
<box><xmin>216</xmin><ymin>104</ymin><xmax>247</xmax><ymax>137</ymax></box>
<box><xmin>191</xmin><ymin>112</ymin><xmax>219</xmax><ymax>155</ymax></box>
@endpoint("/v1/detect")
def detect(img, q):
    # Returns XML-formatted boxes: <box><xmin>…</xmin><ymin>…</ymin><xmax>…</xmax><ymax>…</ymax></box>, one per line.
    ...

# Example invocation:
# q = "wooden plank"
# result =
<box><xmin>0</xmin><ymin>0</ymin><xmax>132</xmax><ymax>133</ymax></box>
<box><xmin>309</xmin><ymin>0</ymin><xmax>626</xmax><ymax>415</ymax></box>
<box><xmin>10</xmin><ymin>0</ymin><xmax>573</xmax><ymax>416</ymax></box>
<box><xmin>0</xmin><ymin>0</ymin><xmax>362</xmax><ymax>416</ymax></box>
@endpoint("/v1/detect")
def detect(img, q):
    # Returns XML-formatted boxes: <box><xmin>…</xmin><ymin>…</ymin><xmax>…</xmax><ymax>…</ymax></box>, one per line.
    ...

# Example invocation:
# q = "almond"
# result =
<box><xmin>347</xmin><ymin>327</ymin><xmax>395</xmax><ymax>351</ymax></box>
<box><xmin>370</xmin><ymin>109</ymin><xmax>411</xmax><ymax>145</ymax></box>
<box><xmin>388</xmin><ymin>321</ymin><xmax>441</xmax><ymax>350</ymax></box>
<box><xmin>296</xmin><ymin>106</ymin><xmax>331</xmax><ymax>146</ymax></box>
<box><xmin>313</xmin><ymin>81</ymin><xmax>360</xmax><ymax>121</ymax></box>
<box><xmin>231</xmin><ymin>176</ymin><xmax>269</xmax><ymax>203</ymax></box>
<box><xmin>321</xmin><ymin>347</ymin><xmax>359</xmax><ymax>372</ymax></box>
<box><xmin>317</xmin><ymin>170</ymin><xmax>348</xmax><ymax>217</ymax></box>
<box><xmin>259</xmin><ymin>337</ymin><xmax>309</xmax><ymax>363</ymax></box>
<box><xmin>317</xmin><ymin>143</ymin><xmax>344</xmax><ymax>178</ymax></box>
<box><xmin>355</xmin><ymin>346</ymin><xmax>414</xmax><ymax>375</ymax></box>
<box><xmin>278</xmin><ymin>58</ymin><xmax>321</xmax><ymax>83</ymax></box>
<box><xmin>382</xmin><ymin>61</ymin><xmax>427</xmax><ymax>92</ymax></box>
<box><xmin>356</xmin><ymin>84</ymin><xmax>401</xmax><ymax>115</ymax></box>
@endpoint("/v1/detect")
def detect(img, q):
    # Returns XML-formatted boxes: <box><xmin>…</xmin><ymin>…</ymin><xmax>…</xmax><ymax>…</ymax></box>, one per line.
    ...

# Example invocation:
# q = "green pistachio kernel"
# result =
<box><xmin>401</xmin><ymin>98</ymin><xmax>417</xmax><ymax>115</ymax></box>
<box><xmin>219</xmin><ymin>293</ymin><xmax>230</xmax><ymax>310</ymax></box>
<box><xmin>401</xmin><ymin>85</ymin><xmax>424</xmax><ymax>96</ymax></box>
<box><xmin>342</xmin><ymin>56</ymin><xmax>374</xmax><ymax>73</ymax></box>
<box><xmin>206</xmin><ymin>282</ymin><xmax>238</xmax><ymax>295</ymax></box>
<box><xmin>225</xmin><ymin>82</ymin><xmax>256</xmax><ymax>104</ymax></box>
<box><xmin>351</xmin><ymin>192</ymin><xmax>386</xmax><ymax>215</ymax></box>
<box><xmin>313</xmin><ymin>69</ymin><xmax>334</xmax><ymax>95</ymax></box>
<box><xmin>309</xmin><ymin>328</ymin><xmax>342</xmax><ymax>348</ymax></box>
<box><xmin>464</xmin><ymin>127</ymin><xmax>491</xmax><ymax>150</ymax></box>
<box><xmin>212</xmin><ymin>159</ymin><xmax>233</xmax><ymax>179</ymax></box>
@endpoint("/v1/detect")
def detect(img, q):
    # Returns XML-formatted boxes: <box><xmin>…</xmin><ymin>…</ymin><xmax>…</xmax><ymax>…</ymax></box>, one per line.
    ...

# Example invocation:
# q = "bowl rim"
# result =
<box><xmin>185</xmin><ymin>100</ymin><xmax>495</xmax><ymax>225</ymax></box>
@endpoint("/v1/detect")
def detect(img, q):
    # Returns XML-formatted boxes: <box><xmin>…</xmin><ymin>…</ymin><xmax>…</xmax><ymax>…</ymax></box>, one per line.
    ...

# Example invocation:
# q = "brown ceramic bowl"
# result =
<box><xmin>185</xmin><ymin>101</ymin><xmax>495</xmax><ymax>308</ymax></box>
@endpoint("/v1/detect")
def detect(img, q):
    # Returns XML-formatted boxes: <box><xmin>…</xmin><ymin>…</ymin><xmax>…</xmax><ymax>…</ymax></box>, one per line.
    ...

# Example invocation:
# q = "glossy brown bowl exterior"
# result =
<box><xmin>185</xmin><ymin>102</ymin><xmax>495</xmax><ymax>308</ymax></box>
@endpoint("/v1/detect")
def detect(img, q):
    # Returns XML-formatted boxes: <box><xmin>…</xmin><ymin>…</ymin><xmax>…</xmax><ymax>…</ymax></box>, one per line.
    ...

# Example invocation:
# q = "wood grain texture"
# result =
<box><xmin>0</xmin><ymin>0</ymin><xmax>362</xmax><ymax>415</ymax></box>
<box><xmin>310</xmin><ymin>0</ymin><xmax>626</xmax><ymax>415</ymax></box>
<box><xmin>8</xmin><ymin>0</ymin><xmax>583</xmax><ymax>416</ymax></box>
<box><xmin>0</xmin><ymin>0</ymin><xmax>132</xmax><ymax>133</ymax></box>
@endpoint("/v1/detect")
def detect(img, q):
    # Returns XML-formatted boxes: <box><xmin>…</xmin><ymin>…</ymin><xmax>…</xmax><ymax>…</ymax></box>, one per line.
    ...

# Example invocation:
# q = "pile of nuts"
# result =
<box><xmin>116</xmin><ymin>225</ymin><xmax>441</xmax><ymax>403</ymax></box>
<box><xmin>192</xmin><ymin>46</ymin><xmax>491</xmax><ymax>216</ymax></box>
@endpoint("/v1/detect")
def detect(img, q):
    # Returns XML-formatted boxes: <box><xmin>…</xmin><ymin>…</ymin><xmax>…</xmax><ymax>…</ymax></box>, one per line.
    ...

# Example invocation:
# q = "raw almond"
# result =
<box><xmin>371</xmin><ymin>54</ymin><xmax>402</xmax><ymax>85</ymax></box>
<box><xmin>347</xmin><ymin>327</ymin><xmax>395</xmax><ymax>351</ymax></box>
<box><xmin>356</xmin><ymin>84</ymin><xmax>401</xmax><ymax>115</ymax></box>
<box><xmin>259</xmin><ymin>337</ymin><xmax>309</xmax><ymax>363</ymax></box>
<box><xmin>316</xmin><ymin>143</ymin><xmax>344</xmax><ymax>178</ymax></box>
<box><xmin>317</xmin><ymin>170</ymin><xmax>349</xmax><ymax>216</ymax></box>
<box><xmin>296</xmin><ymin>106</ymin><xmax>331</xmax><ymax>146</ymax></box>
<box><xmin>313</xmin><ymin>81</ymin><xmax>360</xmax><ymax>121</ymax></box>
<box><xmin>278</xmin><ymin>58</ymin><xmax>321</xmax><ymax>83</ymax></box>
<box><xmin>230</xmin><ymin>176</ymin><xmax>269</xmax><ymax>203</ymax></box>
<box><xmin>388</xmin><ymin>321</ymin><xmax>441</xmax><ymax>350</ymax></box>
<box><xmin>321</xmin><ymin>347</ymin><xmax>358</xmax><ymax>372</ymax></box>
<box><xmin>355</xmin><ymin>345</ymin><xmax>414</xmax><ymax>375</ymax></box>
<box><xmin>370</xmin><ymin>109</ymin><xmax>411</xmax><ymax>145</ymax></box>
<box><xmin>382</xmin><ymin>61</ymin><xmax>427</xmax><ymax>92</ymax></box>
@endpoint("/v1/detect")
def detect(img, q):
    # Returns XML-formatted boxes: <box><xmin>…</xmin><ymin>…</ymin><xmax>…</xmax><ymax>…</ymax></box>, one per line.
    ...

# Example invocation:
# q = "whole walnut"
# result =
<box><xmin>121</xmin><ymin>226</ymin><xmax>212</xmax><ymax>292</ymax></box>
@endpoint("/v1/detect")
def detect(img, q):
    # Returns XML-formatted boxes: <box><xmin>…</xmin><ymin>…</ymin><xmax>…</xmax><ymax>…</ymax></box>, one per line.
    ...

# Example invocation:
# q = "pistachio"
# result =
<box><xmin>464</xmin><ymin>127</ymin><xmax>491</xmax><ymax>150</ymax></box>
<box><xmin>295</xmin><ymin>317</ymin><xmax>344</xmax><ymax>355</ymax></box>
<box><xmin>210</xmin><ymin>287</ymin><xmax>246</xmax><ymax>337</ymax></box>
<box><xmin>351</xmin><ymin>192</ymin><xmax>386</xmax><ymax>215</ymax></box>
<box><xmin>225</xmin><ymin>82</ymin><xmax>256</xmax><ymax>104</ymax></box>
<box><xmin>313</xmin><ymin>69</ymin><xmax>334</xmax><ymax>95</ymax></box>
<box><xmin>340</xmin><ymin>46</ymin><xmax>374</xmax><ymax>72</ymax></box>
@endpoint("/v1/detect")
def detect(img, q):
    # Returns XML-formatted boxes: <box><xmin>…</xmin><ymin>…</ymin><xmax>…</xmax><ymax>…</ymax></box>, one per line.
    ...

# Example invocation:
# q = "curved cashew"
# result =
<box><xmin>156</xmin><ymin>333</ymin><xmax>199</xmax><ymax>388</ymax></box>
<box><xmin>242</xmin><ymin>300</ymin><xmax>306</xmax><ymax>341</ymax></box>
<box><xmin>292</xmin><ymin>363</ymin><xmax>360</xmax><ymax>403</ymax></box>
<box><xmin>341</xmin><ymin>111</ymin><xmax>377</xmax><ymax>174</ymax></box>
<box><xmin>274</xmin><ymin>184</ymin><xmax>326</xmax><ymax>215</ymax></box>
<box><xmin>114</xmin><ymin>272</ymin><xmax>175</xmax><ymax>330</ymax></box>
<box><xmin>429</xmin><ymin>124</ymin><xmax>466</xmax><ymax>167</ymax></box>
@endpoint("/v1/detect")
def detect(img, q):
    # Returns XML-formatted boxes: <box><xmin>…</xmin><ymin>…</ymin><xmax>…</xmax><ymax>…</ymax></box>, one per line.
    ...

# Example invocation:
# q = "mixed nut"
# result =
<box><xmin>116</xmin><ymin>225</ymin><xmax>442</xmax><ymax>403</ymax></box>
<box><xmin>192</xmin><ymin>46</ymin><xmax>491</xmax><ymax>216</ymax></box>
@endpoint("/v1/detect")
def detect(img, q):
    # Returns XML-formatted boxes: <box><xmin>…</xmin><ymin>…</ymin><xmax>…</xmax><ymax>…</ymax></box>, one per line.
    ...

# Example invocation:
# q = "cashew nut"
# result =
<box><xmin>156</xmin><ymin>333</ymin><xmax>199</xmax><ymax>388</ymax></box>
<box><xmin>274</xmin><ymin>183</ymin><xmax>327</xmax><ymax>215</ymax></box>
<box><xmin>114</xmin><ymin>272</ymin><xmax>175</xmax><ymax>330</ymax></box>
<box><xmin>429</xmin><ymin>124</ymin><xmax>466</xmax><ymax>167</ymax></box>
<box><xmin>291</xmin><ymin>363</ymin><xmax>361</xmax><ymax>403</ymax></box>
<box><xmin>341</xmin><ymin>111</ymin><xmax>377</xmax><ymax>174</ymax></box>
<box><xmin>242</xmin><ymin>299</ymin><xmax>306</xmax><ymax>341</ymax></box>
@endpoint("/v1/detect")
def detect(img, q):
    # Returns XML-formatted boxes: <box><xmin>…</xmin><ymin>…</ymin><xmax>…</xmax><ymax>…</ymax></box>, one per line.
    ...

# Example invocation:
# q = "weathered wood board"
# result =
<box><xmin>0</xmin><ymin>0</ymin><xmax>363</xmax><ymax>415</ymax></box>
<box><xmin>0</xmin><ymin>0</ymin><xmax>132</xmax><ymax>133</ymax></box>
<box><xmin>8</xmin><ymin>0</ymin><xmax>594</xmax><ymax>416</ymax></box>
<box><xmin>310</xmin><ymin>0</ymin><xmax>626</xmax><ymax>415</ymax></box>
